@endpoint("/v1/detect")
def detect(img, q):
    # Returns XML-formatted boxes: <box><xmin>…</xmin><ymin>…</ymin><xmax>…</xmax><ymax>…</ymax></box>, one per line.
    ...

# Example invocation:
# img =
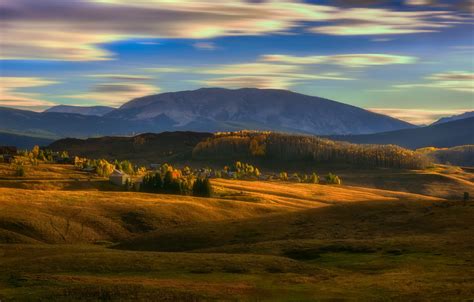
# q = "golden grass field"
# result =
<box><xmin>0</xmin><ymin>163</ymin><xmax>473</xmax><ymax>301</ymax></box>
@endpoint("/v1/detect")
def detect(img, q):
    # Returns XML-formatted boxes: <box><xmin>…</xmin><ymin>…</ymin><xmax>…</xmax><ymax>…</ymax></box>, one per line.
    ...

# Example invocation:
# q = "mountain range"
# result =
<box><xmin>0</xmin><ymin>88</ymin><xmax>414</xmax><ymax>139</ymax></box>
<box><xmin>330</xmin><ymin>117</ymin><xmax>474</xmax><ymax>149</ymax></box>
<box><xmin>432</xmin><ymin>111</ymin><xmax>474</xmax><ymax>125</ymax></box>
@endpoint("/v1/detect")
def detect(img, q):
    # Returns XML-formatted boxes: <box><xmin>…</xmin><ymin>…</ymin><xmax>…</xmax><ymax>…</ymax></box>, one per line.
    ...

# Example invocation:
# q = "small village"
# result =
<box><xmin>0</xmin><ymin>145</ymin><xmax>341</xmax><ymax>197</ymax></box>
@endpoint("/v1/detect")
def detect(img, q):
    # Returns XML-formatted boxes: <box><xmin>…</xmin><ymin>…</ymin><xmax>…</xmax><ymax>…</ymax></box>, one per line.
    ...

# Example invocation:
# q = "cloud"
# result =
<box><xmin>369</xmin><ymin>107</ymin><xmax>472</xmax><ymax>124</ymax></box>
<box><xmin>261</xmin><ymin>53</ymin><xmax>417</xmax><ymax>67</ymax></box>
<box><xmin>193</xmin><ymin>42</ymin><xmax>217</xmax><ymax>50</ymax></box>
<box><xmin>405</xmin><ymin>0</ymin><xmax>433</xmax><ymax>5</ymax></box>
<box><xmin>309</xmin><ymin>7</ymin><xmax>461</xmax><ymax>35</ymax></box>
<box><xmin>201</xmin><ymin>62</ymin><xmax>301</xmax><ymax>75</ymax></box>
<box><xmin>142</xmin><ymin>67</ymin><xmax>191</xmax><ymax>73</ymax></box>
<box><xmin>395</xmin><ymin>71</ymin><xmax>474</xmax><ymax>92</ymax></box>
<box><xmin>194</xmin><ymin>61</ymin><xmax>352</xmax><ymax>89</ymax></box>
<box><xmin>88</xmin><ymin>74</ymin><xmax>154</xmax><ymax>81</ymax></box>
<box><xmin>0</xmin><ymin>0</ymin><xmax>466</xmax><ymax>61</ymax></box>
<box><xmin>64</xmin><ymin>82</ymin><xmax>160</xmax><ymax>105</ymax></box>
<box><xmin>195</xmin><ymin>76</ymin><xmax>297</xmax><ymax>89</ymax></box>
<box><xmin>405</xmin><ymin>0</ymin><xmax>474</xmax><ymax>12</ymax></box>
<box><xmin>0</xmin><ymin>77</ymin><xmax>58</xmax><ymax>110</ymax></box>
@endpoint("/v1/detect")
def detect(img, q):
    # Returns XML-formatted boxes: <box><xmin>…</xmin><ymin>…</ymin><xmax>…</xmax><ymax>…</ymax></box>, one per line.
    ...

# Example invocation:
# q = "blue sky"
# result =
<box><xmin>1</xmin><ymin>0</ymin><xmax>473</xmax><ymax>124</ymax></box>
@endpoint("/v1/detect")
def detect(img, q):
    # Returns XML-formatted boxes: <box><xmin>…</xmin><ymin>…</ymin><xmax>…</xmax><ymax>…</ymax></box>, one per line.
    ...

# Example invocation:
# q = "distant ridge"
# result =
<box><xmin>432</xmin><ymin>111</ymin><xmax>474</xmax><ymax>125</ymax></box>
<box><xmin>45</xmin><ymin>105</ymin><xmax>115</xmax><ymax>116</ymax></box>
<box><xmin>330</xmin><ymin>117</ymin><xmax>474</xmax><ymax>149</ymax></box>
<box><xmin>0</xmin><ymin>132</ymin><xmax>54</xmax><ymax>149</ymax></box>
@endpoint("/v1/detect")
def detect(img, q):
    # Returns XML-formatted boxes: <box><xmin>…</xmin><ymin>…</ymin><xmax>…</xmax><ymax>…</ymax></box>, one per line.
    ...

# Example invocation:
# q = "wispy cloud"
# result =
<box><xmin>261</xmin><ymin>53</ymin><xmax>417</xmax><ymax>67</ymax></box>
<box><xmin>142</xmin><ymin>67</ymin><xmax>191</xmax><ymax>73</ymax></box>
<box><xmin>0</xmin><ymin>77</ymin><xmax>58</xmax><ymax>110</ymax></box>
<box><xmin>369</xmin><ymin>107</ymin><xmax>472</xmax><ymax>124</ymax></box>
<box><xmin>63</xmin><ymin>82</ymin><xmax>160</xmax><ymax>106</ymax></box>
<box><xmin>192</xmin><ymin>42</ymin><xmax>217</xmax><ymax>51</ymax></box>
<box><xmin>195</xmin><ymin>76</ymin><xmax>297</xmax><ymax>90</ymax></box>
<box><xmin>395</xmin><ymin>71</ymin><xmax>474</xmax><ymax>92</ymax></box>
<box><xmin>0</xmin><ymin>0</ymin><xmax>466</xmax><ymax>61</ymax></box>
<box><xmin>88</xmin><ymin>74</ymin><xmax>154</xmax><ymax>81</ymax></box>
<box><xmin>195</xmin><ymin>61</ymin><xmax>352</xmax><ymax>89</ymax></box>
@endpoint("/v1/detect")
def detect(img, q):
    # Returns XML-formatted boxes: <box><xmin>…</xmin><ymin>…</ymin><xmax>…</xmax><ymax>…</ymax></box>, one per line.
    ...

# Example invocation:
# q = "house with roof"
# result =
<box><xmin>109</xmin><ymin>169</ymin><xmax>130</xmax><ymax>186</ymax></box>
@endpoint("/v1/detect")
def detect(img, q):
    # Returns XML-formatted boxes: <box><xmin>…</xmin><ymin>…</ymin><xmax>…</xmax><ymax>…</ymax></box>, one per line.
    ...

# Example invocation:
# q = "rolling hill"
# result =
<box><xmin>420</xmin><ymin>145</ymin><xmax>474</xmax><ymax>167</ymax></box>
<box><xmin>48</xmin><ymin>131</ymin><xmax>430</xmax><ymax>169</ymax></box>
<box><xmin>45</xmin><ymin>105</ymin><xmax>115</xmax><ymax>116</ymax></box>
<box><xmin>330</xmin><ymin>117</ymin><xmax>474</xmax><ymax>149</ymax></box>
<box><xmin>0</xmin><ymin>162</ymin><xmax>473</xmax><ymax>301</ymax></box>
<box><xmin>49</xmin><ymin>131</ymin><xmax>212</xmax><ymax>164</ymax></box>
<box><xmin>0</xmin><ymin>88</ymin><xmax>415</xmax><ymax>139</ymax></box>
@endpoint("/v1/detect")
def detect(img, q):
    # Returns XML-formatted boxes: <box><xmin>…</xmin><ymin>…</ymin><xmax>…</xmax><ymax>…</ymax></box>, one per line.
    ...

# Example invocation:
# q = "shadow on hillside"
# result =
<box><xmin>113</xmin><ymin>198</ymin><xmax>473</xmax><ymax>254</ymax></box>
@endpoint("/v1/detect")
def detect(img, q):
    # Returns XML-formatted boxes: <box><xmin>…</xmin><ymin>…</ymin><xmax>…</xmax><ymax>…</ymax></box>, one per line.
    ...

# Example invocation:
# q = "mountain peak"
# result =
<box><xmin>108</xmin><ymin>87</ymin><xmax>414</xmax><ymax>135</ymax></box>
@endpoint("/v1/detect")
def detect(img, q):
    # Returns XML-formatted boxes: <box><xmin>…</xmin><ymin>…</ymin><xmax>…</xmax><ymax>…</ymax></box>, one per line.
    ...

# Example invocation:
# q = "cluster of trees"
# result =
<box><xmin>225</xmin><ymin>161</ymin><xmax>261</xmax><ymax>179</ymax></box>
<box><xmin>277</xmin><ymin>172</ymin><xmax>321</xmax><ymax>183</ymax></box>
<box><xmin>193</xmin><ymin>132</ymin><xmax>430</xmax><ymax>169</ymax></box>
<box><xmin>218</xmin><ymin>161</ymin><xmax>338</xmax><ymax>185</ymax></box>
<box><xmin>75</xmin><ymin>157</ymin><xmax>144</xmax><ymax>177</ymax></box>
<box><xmin>17</xmin><ymin>146</ymin><xmax>70</xmax><ymax>164</ymax></box>
<box><xmin>140</xmin><ymin>164</ymin><xmax>212</xmax><ymax>197</ymax></box>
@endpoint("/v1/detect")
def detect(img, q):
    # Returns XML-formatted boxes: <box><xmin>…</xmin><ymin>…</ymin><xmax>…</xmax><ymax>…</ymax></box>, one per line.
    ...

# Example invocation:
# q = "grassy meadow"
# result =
<box><xmin>0</xmin><ymin>162</ymin><xmax>473</xmax><ymax>301</ymax></box>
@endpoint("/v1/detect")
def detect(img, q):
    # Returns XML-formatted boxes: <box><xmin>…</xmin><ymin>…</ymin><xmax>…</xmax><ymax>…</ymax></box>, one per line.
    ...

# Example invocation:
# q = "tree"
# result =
<box><xmin>254</xmin><ymin>168</ymin><xmax>261</xmax><ymax>178</ymax></box>
<box><xmin>15</xmin><ymin>165</ymin><xmax>25</xmax><ymax>177</ymax></box>
<box><xmin>96</xmin><ymin>159</ymin><xmax>114</xmax><ymax>177</ymax></box>
<box><xmin>326</xmin><ymin>173</ymin><xmax>341</xmax><ymax>185</ymax></box>
<box><xmin>192</xmin><ymin>178</ymin><xmax>213</xmax><ymax>197</ymax></box>
<box><xmin>310</xmin><ymin>172</ymin><xmax>319</xmax><ymax>184</ymax></box>
<box><xmin>118</xmin><ymin>160</ymin><xmax>134</xmax><ymax>175</ymax></box>
<box><xmin>31</xmin><ymin>145</ymin><xmax>40</xmax><ymax>159</ymax></box>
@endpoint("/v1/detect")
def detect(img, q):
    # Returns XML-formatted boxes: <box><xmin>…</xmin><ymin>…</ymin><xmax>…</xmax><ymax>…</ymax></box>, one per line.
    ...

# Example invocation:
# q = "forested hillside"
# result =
<box><xmin>193</xmin><ymin>131</ymin><xmax>430</xmax><ymax>169</ymax></box>
<box><xmin>419</xmin><ymin>145</ymin><xmax>474</xmax><ymax>167</ymax></box>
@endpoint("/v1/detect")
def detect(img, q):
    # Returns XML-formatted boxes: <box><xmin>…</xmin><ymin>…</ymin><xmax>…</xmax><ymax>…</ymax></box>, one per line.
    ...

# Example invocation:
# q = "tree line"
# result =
<box><xmin>193</xmin><ymin>131</ymin><xmax>431</xmax><ymax>169</ymax></box>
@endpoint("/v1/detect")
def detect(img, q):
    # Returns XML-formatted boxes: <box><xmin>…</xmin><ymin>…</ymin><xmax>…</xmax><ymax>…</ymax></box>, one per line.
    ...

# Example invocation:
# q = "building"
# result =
<box><xmin>109</xmin><ymin>169</ymin><xmax>130</xmax><ymax>186</ymax></box>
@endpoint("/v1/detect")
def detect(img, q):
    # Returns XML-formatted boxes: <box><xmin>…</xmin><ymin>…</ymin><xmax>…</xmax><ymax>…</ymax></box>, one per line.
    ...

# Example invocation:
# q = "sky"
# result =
<box><xmin>0</xmin><ymin>0</ymin><xmax>473</xmax><ymax>125</ymax></box>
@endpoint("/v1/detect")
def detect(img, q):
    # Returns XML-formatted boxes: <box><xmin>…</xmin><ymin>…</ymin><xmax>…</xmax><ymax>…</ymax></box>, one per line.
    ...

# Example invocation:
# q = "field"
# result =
<box><xmin>0</xmin><ymin>163</ymin><xmax>473</xmax><ymax>301</ymax></box>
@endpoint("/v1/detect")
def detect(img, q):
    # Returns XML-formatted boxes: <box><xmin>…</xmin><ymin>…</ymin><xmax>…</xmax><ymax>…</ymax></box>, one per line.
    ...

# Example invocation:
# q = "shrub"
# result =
<box><xmin>279</xmin><ymin>172</ymin><xmax>288</xmax><ymax>181</ymax></box>
<box><xmin>326</xmin><ymin>173</ymin><xmax>341</xmax><ymax>185</ymax></box>
<box><xmin>15</xmin><ymin>165</ymin><xmax>25</xmax><ymax>177</ymax></box>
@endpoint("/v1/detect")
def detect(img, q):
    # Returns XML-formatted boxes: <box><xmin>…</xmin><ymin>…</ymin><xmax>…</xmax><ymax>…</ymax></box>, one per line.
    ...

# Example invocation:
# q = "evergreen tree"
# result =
<box><xmin>193</xmin><ymin>178</ymin><xmax>213</xmax><ymax>197</ymax></box>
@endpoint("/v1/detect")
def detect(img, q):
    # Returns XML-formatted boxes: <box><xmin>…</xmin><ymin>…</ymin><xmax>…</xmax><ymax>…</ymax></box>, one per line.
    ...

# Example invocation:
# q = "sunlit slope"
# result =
<box><xmin>0</xmin><ymin>177</ymin><xmax>440</xmax><ymax>245</ymax></box>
